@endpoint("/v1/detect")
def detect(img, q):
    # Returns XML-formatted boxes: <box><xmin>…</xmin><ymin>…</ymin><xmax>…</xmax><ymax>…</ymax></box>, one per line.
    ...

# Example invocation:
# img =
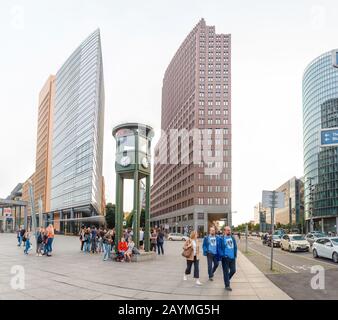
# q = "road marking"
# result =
<box><xmin>248</xmin><ymin>239</ymin><xmax>338</xmax><ymax>269</ymax></box>
<box><xmin>248</xmin><ymin>246</ymin><xmax>299</xmax><ymax>273</ymax></box>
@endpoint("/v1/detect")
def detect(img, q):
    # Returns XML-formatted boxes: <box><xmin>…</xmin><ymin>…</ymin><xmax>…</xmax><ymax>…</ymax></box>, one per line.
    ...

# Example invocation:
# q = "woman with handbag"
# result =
<box><xmin>182</xmin><ymin>231</ymin><xmax>202</xmax><ymax>286</ymax></box>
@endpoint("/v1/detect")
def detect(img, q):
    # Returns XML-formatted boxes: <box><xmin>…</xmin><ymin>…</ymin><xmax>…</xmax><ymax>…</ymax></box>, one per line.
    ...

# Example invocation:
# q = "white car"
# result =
<box><xmin>280</xmin><ymin>234</ymin><xmax>310</xmax><ymax>252</ymax></box>
<box><xmin>167</xmin><ymin>233</ymin><xmax>189</xmax><ymax>241</ymax></box>
<box><xmin>312</xmin><ymin>237</ymin><xmax>338</xmax><ymax>263</ymax></box>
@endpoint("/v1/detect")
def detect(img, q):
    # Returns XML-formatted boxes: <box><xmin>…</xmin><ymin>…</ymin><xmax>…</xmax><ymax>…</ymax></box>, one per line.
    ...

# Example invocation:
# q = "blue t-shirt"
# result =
<box><xmin>223</xmin><ymin>236</ymin><xmax>235</xmax><ymax>259</ymax></box>
<box><xmin>208</xmin><ymin>236</ymin><xmax>217</xmax><ymax>255</ymax></box>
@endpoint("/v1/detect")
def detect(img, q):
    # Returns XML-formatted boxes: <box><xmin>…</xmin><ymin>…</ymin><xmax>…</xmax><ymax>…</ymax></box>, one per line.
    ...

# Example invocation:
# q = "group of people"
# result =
<box><xmin>78</xmin><ymin>226</ymin><xmax>167</xmax><ymax>262</ymax></box>
<box><xmin>16</xmin><ymin>225</ymin><xmax>55</xmax><ymax>257</ymax></box>
<box><xmin>182</xmin><ymin>226</ymin><xmax>237</xmax><ymax>291</ymax></box>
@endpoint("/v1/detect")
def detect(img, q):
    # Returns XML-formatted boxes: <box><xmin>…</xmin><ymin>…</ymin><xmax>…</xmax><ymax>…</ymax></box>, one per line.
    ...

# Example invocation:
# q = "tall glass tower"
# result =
<box><xmin>50</xmin><ymin>29</ymin><xmax>105</xmax><ymax>228</ymax></box>
<box><xmin>303</xmin><ymin>49</ymin><xmax>338</xmax><ymax>233</ymax></box>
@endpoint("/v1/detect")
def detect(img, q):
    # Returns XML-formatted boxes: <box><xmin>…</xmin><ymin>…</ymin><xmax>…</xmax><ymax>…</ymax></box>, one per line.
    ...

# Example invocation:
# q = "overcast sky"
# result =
<box><xmin>0</xmin><ymin>0</ymin><xmax>337</xmax><ymax>226</ymax></box>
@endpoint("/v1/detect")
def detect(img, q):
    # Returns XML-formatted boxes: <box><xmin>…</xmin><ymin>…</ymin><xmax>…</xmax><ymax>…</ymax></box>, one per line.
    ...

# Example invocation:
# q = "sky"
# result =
<box><xmin>0</xmin><ymin>0</ymin><xmax>337</xmax><ymax>226</ymax></box>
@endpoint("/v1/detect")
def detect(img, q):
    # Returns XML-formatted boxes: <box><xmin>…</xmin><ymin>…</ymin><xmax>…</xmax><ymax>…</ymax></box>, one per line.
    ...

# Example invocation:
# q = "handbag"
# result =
<box><xmin>182</xmin><ymin>245</ymin><xmax>193</xmax><ymax>258</ymax></box>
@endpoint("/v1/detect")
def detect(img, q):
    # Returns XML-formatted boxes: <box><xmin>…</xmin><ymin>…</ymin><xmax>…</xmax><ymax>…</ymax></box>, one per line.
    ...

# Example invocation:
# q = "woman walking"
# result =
<box><xmin>182</xmin><ymin>231</ymin><xmax>202</xmax><ymax>286</ymax></box>
<box><xmin>79</xmin><ymin>226</ymin><xmax>86</xmax><ymax>251</ymax></box>
<box><xmin>46</xmin><ymin>224</ymin><xmax>55</xmax><ymax>257</ymax></box>
<box><xmin>23</xmin><ymin>231</ymin><xmax>31</xmax><ymax>255</ymax></box>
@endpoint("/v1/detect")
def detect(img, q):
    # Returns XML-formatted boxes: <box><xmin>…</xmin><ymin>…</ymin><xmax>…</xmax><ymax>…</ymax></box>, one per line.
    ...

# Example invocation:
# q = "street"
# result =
<box><xmin>238</xmin><ymin>236</ymin><xmax>338</xmax><ymax>299</ymax></box>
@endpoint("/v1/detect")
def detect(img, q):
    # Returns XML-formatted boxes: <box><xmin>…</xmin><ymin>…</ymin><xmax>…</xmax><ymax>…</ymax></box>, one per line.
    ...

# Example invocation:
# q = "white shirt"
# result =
<box><xmin>139</xmin><ymin>230</ymin><xmax>144</xmax><ymax>241</ymax></box>
<box><xmin>192</xmin><ymin>240</ymin><xmax>197</xmax><ymax>256</ymax></box>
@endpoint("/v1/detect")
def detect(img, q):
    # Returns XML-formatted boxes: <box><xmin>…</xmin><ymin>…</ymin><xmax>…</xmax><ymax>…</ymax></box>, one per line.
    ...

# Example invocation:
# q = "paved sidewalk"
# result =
<box><xmin>0</xmin><ymin>234</ymin><xmax>291</xmax><ymax>300</ymax></box>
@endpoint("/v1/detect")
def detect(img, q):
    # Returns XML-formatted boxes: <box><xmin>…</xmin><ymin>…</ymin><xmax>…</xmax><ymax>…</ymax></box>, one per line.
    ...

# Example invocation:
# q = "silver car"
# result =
<box><xmin>305</xmin><ymin>232</ymin><xmax>326</xmax><ymax>246</ymax></box>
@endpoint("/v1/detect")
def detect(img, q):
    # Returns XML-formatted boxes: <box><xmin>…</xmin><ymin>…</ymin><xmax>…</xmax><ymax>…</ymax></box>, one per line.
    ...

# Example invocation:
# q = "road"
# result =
<box><xmin>238</xmin><ymin>236</ymin><xmax>338</xmax><ymax>299</ymax></box>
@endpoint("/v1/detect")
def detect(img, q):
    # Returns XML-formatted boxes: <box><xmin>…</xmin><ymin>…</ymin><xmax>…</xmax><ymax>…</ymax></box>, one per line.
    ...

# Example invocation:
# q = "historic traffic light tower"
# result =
<box><xmin>113</xmin><ymin>123</ymin><xmax>154</xmax><ymax>251</ymax></box>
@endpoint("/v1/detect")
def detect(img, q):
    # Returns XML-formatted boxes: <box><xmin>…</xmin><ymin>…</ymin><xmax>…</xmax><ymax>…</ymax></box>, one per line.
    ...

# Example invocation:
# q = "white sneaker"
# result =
<box><xmin>183</xmin><ymin>274</ymin><xmax>188</xmax><ymax>281</ymax></box>
<box><xmin>196</xmin><ymin>280</ymin><xmax>202</xmax><ymax>286</ymax></box>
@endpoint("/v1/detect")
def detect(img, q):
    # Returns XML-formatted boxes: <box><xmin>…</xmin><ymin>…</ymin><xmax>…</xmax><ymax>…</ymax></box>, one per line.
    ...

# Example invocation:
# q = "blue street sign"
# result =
<box><xmin>321</xmin><ymin>128</ymin><xmax>338</xmax><ymax>146</ymax></box>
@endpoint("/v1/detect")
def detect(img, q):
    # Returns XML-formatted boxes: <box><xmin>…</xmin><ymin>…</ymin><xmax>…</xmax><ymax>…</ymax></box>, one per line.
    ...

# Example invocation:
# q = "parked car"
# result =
<box><xmin>280</xmin><ymin>234</ymin><xmax>310</xmax><ymax>252</ymax></box>
<box><xmin>251</xmin><ymin>232</ymin><xmax>258</xmax><ymax>237</ymax></box>
<box><xmin>267</xmin><ymin>235</ymin><xmax>282</xmax><ymax>248</ymax></box>
<box><xmin>167</xmin><ymin>233</ymin><xmax>189</xmax><ymax>241</ymax></box>
<box><xmin>312</xmin><ymin>237</ymin><xmax>338</xmax><ymax>263</ymax></box>
<box><xmin>305</xmin><ymin>232</ymin><xmax>326</xmax><ymax>246</ymax></box>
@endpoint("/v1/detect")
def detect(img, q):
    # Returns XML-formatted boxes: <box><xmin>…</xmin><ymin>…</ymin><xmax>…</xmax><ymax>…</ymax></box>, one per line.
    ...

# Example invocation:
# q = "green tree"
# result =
<box><xmin>105</xmin><ymin>203</ymin><xmax>116</xmax><ymax>229</ymax></box>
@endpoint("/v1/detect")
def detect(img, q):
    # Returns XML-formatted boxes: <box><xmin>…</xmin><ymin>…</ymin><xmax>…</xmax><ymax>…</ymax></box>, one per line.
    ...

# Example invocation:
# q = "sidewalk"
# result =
<box><xmin>0</xmin><ymin>234</ymin><xmax>291</xmax><ymax>300</ymax></box>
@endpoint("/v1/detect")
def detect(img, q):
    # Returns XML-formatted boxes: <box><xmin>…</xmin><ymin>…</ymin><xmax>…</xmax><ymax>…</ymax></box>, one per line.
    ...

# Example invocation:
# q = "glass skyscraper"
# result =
<box><xmin>303</xmin><ymin>49</ymin><xmax>338</xmax><ymax>233</ymax></box>
<box><xmin>50</xmin><ymin>29</ymin><xmax>105</xmax><ymax>229</ymax></box>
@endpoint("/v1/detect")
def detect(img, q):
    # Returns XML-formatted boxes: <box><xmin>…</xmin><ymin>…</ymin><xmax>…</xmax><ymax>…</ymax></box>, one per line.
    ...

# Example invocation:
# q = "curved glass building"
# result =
<box><xmin>50</xmin><ymin>29</ymin><xmax>105</xmax><ymax>232</ymax></box>
<box><xmin>303</xmin><ymin>49</ymin><xmax>338</xmax><ymax>233</ymax></box>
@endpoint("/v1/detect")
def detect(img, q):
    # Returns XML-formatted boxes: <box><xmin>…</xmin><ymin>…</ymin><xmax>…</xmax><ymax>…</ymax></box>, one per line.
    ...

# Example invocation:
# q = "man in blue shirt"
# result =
<box><xmin>217</xmin><ymin>226</ymin><xmax>237</xmax><ymax>291</ymax></box>
<box><xmin>203</xmin><ymin>226</ymin><xmax>219</xmax><ymax>281</ymax></box>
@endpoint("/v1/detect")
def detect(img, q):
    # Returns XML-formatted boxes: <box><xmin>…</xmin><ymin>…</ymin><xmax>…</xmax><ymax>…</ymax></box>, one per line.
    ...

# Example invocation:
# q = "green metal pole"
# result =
<box><xmin>145</xmin><ymin>174</ymin><xmax>151</xmax><ymax>252</ymax></box>
<box><xmin>133</xmin><ymin>170</ymin><xmax>140</xmax><ymax>248</ymax></box>
<box><xmin>115</xmin><ymin>173</ymin><xmax>121</xmax><ymax>247</ymax></box>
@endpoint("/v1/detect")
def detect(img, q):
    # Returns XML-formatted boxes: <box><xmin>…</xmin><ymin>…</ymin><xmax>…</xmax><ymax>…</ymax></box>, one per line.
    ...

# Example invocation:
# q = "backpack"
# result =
<box><xmin>37</xmin><ymin>233</ymin><xmax>43</xmax><ymax>244</ymax></box>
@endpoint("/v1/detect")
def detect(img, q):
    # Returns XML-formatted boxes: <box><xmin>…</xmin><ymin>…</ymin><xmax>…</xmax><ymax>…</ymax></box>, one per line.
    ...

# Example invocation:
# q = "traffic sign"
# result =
<box><xmin>262</xmin><ymin>191</ymin><xmax>285</xmax><ymax>208</ymax></box>
<box><xmin>321</xmin><ymin>128</ymin><xmax>338</xmax><ymax>147</ymax></box>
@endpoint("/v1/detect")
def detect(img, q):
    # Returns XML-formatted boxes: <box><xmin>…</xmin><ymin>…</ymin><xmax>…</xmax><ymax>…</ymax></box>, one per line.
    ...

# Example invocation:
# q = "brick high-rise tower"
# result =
<box><xmin>150</xmin><ymin>19</ymin><xmax>232</xmax><ymax>235</ymax></box>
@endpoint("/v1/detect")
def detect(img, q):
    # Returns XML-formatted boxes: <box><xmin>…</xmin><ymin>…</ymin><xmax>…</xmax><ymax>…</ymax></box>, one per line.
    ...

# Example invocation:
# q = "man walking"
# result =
<box><xmin>202</xmin><ymin>226</ymin><xmax>219</xmax><ymax>281</ymax></box>
<box><xmin>217</xmin><ymin>226</ymin><xmax>237</xmax><ymax>291</ymax></box>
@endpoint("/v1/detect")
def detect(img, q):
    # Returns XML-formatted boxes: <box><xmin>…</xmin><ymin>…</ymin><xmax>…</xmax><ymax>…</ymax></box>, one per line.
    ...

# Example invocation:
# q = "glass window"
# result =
<box><xmin>139</xmin><ymin>136</ymin><xmax>148</xmax><ymax>154</ymax></box>
<box><xmin>117</xmin><ymin>135</ymin><xmax>135</xmax><ymax>152</ymax></box>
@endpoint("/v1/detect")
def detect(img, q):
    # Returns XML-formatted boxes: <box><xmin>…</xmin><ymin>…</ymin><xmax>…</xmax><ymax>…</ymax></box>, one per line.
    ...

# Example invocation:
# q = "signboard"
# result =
<box><xmin>262</xmin><ymin>191</ymin><xmax>285</xmax><ymax>208</ymax></box>
<box><xmin>321</xmin><ymin>128</ymin><xmax>338</xmax><ymax>147</ymax></box>
<box><xmin>164</xmin><ymin>224</ymin><xmax>169</xmax><ymax>230</ymax></box>
<box><xmin>4</xmin><ymin>208</ymin><xmax>12</xmax><ymax>218</ymax></box>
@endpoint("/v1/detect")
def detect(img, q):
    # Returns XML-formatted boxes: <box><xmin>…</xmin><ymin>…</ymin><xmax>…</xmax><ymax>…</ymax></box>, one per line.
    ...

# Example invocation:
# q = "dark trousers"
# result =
<box><xmin>207</xmin><ymin>253</ymin><xmax>219</xmax><ymax>279</ymax></box>
<box><xmin>185</xmin><ymin>256</ymin><xmax>200</xmax><ymax>279</ymax></box>
<box><xmin>81</xmin><ymin>240</ymin><xmax>84</xmax><ymax>251</ymax></box>
<box><xmin>221</xmin><ymin>257</ymin><xmax>236</xmax><ymax>287</ymax></box>
<box><xmin>150</xmin><ymin>243</ymin><xmax>157</xmax><ymax>252</ymax></box>
<box><xmin>157</xmin><ymin>242</ymin><xmax>164</xmax><ymax>255</ymax></box>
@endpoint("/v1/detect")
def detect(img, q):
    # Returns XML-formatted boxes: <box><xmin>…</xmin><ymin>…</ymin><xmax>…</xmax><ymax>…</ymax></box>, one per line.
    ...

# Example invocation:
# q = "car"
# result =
<box><xmin>280</xmin><ymin>234</ymin><xmax>310</xmax><ymax>252</ymax></box>
<box><xmin>167</xmin><ymin>233</ymin><xmax>188</xmax><ymax>241</ymax></box>
<box><xmin>267</xmin><ymin>235</ymin><xmax>281</xmax><ymax>248</ymax></box>
<box><xmin>251</xmin><ymin>232</ymin><xmax>258</xmax><ymax>237</ymax></box>
<box><xmin>312</xmin><ymin>237</ymin><xmax>338</xmax><ymax>263</ymax></box>
<box><xmin>305</xmin><ymin>232</ymin><xmax>326</xmax><ymax>246</ymax></box>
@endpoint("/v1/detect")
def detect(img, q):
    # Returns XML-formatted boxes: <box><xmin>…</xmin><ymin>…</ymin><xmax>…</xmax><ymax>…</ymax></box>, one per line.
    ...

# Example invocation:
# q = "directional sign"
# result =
<box><xmin>262</xmin><ymin>191</ymin><xmax>285</xmax><ymax>208</ymax></box>
<box><xmin>321</xmin><ymin>128</ymin><xmax>338</xmax><ymax>147</ymax></box>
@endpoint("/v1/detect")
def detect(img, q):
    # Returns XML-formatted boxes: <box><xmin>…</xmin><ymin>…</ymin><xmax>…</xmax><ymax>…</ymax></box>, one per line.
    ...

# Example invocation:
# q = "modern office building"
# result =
<box><xmin>303</xmin><ymin>49</ymin><xmax>338</xmax><ymax>233</ymax></box>
<box><xmin>49</xmin><ymin>29</ymin><xmax>105</xmax><ymax>233</ymax></box>
<box><xmin>254</xmin><ymin>202</ymin><xmax>269</xmax><ymax>231</ymax></box>
<box><xmin>150</xmin><ymin>19</ymin><xmax>232</xmax><ymax>236</ymax></box>
<box><xmin>34</xmin><ymin>75</ymin><xmax>55</xmax><ymax>214</ymax></box>
<box><xmin>273</xmin><ymin>177</ymin><xmax>304</xmax><ymax>230</ymax></box>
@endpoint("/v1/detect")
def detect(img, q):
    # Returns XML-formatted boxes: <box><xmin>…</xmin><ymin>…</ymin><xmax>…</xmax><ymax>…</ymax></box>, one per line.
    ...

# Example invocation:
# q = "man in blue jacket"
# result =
<box><xmin>217</xmin><ymin>226</ymin><xmax>237</xmax><ymax>291</ymax></box>
<box><xmin>203</xmin><ymin>226</ymin><xmax>219</xmax><ymax>281</ymax></box>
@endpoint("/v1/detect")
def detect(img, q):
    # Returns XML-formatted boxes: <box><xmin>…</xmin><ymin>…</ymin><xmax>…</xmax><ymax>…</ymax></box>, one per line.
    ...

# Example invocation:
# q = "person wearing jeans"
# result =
<box><xmin>157</xmin><ymin>229</ymin><xmax>165</xmax><ymax>255</ymax></box>
<box><xmin>103</xmin><ymin>230</ymin><xmax>112</xmax><ymax>261</ymax></box>
<box><xmin>46</xmin><ymin>224</ymin><xmax>55</xmax><ymax>257</ymax></box>
<box><xmin>183</xmin><ymin>231</ymin><xmax>202</xmax><ymax>286</ymax></box>
<box><xmin>202</xmin><ymin>226</ymin><xmax>219</xmax><ymax>281</ymax></box>
<box><xmin>23</xmin><ymin>232</ymin><xmax>31</xmax><ymax>255</ymax></box>
<box><xmin>217</xmin><ymin>226</ymin><xmax>237</xmax><ymax>291</ymax></box>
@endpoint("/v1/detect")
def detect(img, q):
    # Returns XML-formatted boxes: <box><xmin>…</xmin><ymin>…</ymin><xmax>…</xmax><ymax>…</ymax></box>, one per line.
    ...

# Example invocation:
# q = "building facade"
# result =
<box><xmin>34</xmin><ymin>75</ymin><xmax>55</xmax><ymax>214</ymax></box>
<box><xmin>303</xmin><ymin>49</ymin><xmax>338</xmax><ymax>233</ymax></box>
<box><xmin>273</xmin><ymin>177</ymin><xmax>304</xmax><ymax>230</ymax></box>
<box><xmin>49</xmin><ymin>29</ymin><xmax>105</xmax><ymax>233</ymax></box>
<box><xmin>150</xmin><ymin>19</ymin><xmax>232</xmax><ymax>236</ymax></box>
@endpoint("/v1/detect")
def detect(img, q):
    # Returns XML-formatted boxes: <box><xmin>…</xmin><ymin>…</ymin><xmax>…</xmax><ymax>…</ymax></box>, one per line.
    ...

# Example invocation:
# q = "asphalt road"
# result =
<box><xmin>238</xmin><ymin>236</ymin><xmax>338</xmax><ymax>300</ymax></box>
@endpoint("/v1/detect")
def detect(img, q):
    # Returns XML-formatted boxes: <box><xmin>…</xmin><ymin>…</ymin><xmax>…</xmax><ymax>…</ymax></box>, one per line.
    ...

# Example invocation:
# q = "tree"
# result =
<box><xmin>126</xmin><ymin>209</ymin><xmax>146</xmax><ymax>229</ymax></box>
<box><xmin>105</xmin><ymin>203</ymin><xmax>116</xmax><ymax>229</ymax></box>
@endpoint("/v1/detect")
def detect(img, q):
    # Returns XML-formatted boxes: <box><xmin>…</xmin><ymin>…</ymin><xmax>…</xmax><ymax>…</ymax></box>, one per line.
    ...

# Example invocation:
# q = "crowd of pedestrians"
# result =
<box><xmin>17</xmin><ymin>224</ymin><xmax>55</xmax><ymax>257</ymax></box>
<box><xmin>16</xmin><ymin>222</ymin><xmax>238</xmax><ymax>292</ymax></box>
